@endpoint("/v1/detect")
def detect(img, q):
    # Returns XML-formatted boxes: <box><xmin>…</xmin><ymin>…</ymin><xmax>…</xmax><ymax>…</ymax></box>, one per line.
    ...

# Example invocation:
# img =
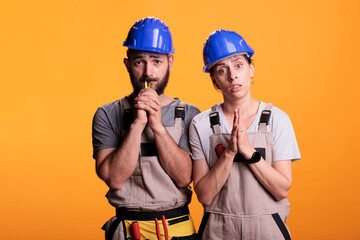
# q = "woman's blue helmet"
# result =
<box><xmin>203</xmin><ymin>30</ymin><xmax>254</xmax><ymax>72</ymax></box>
<box><xmin>123</xmin><ymin>17</ymin><xmax>174</xmax><ymax>54</ymax></box>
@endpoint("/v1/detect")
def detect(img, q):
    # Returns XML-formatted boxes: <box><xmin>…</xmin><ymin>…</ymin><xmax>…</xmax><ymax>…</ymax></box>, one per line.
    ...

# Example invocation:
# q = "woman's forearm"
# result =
<box><xmin>248</xmin><ymin>159</ymin><xmax>292</xmax><ymax>200</ymax></box>
<box><xmin>193</xmin><ymin>150</ymin><xmax>236</xmax><ymax>205</ymax></box>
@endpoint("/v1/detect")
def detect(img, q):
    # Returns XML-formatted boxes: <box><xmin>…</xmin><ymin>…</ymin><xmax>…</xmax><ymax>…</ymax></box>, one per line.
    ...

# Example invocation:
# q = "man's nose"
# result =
<box><xmin>144</xmin><ymin>63</ymin><xmax>154</xmax><ymax>77</ymax></box>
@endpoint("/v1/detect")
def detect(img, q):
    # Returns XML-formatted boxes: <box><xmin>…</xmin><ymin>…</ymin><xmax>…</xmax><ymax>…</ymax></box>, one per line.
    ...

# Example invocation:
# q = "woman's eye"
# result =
<box><xmin>218</xmin><ymin>68</ymin><xmax>227</xmax><ymax>74</ymax></box>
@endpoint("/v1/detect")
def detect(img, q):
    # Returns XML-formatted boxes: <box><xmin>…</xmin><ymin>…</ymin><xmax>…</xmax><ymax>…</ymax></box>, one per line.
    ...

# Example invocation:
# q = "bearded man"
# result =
<box><xmin>92</xmin><ymin>17</ymin><xmax>200</xmax><ymax>240</ymax></box>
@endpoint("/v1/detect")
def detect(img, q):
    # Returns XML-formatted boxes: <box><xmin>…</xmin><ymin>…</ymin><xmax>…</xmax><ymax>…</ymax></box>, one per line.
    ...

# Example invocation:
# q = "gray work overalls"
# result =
<box><xmin>103</xmin><ymin>97</ymin><xmax>194</xmax><ymax>240</ymax></box>
<box><xmin>198</xmin><ymin>103</ymin><xmax>291</xmax><ymax>240</ymax></box>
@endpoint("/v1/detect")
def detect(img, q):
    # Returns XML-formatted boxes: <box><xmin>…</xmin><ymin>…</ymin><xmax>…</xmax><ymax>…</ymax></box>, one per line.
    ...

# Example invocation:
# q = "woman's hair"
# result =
<box><xmin>209</xmin><ymin>54</ymin><xmax>253</xmax><ymax>76</ymax></box>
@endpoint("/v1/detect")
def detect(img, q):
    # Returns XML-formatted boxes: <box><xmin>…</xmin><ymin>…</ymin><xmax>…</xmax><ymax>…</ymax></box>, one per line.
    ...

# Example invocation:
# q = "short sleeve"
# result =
<box><xmin>92</xmin><ymin>107</ymin><xmax>119</xmax><ymax>158</ymax></box>
<box><xmin>272</xmin><ymin>109</ymin><xmax>301</xmax><ymax>161</ymax></box>
<box><xmin>189</xmin><ymin>117</ymin><xmax>206</xmax><ymax>160</ymax></box>
<box><xmin>178</xmin><ymin>104</ymin><xmax>201</xmax><ymax>152</ymax></box>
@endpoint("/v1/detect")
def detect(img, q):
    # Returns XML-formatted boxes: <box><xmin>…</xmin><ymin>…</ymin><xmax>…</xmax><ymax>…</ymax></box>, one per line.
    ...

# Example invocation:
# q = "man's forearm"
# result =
<box><xmin>97</xmin><ymin>122</ymin><xmax>145</xmax><ymax>189</ymax></box>
<box><xmin>153</xmin><ymin>126</ymin><xmax>192</xmax><ymax>188</ymax></box>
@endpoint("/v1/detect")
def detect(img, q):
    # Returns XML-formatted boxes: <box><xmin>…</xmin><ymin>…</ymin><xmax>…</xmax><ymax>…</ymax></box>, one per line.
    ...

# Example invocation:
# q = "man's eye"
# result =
<box><xmin>236</xmin><ymin>64</ymin><xmax>243</xmax><ymax>68</ymax></box>
<box><xmin>135</xmin><ymin>61</ymin><xmax>143</xmax><ymax>65</ymax></box>
<box><xmin>154</xmin><ymin>60</ymin><xmax>161</xmax><ymax>64</ymax></box>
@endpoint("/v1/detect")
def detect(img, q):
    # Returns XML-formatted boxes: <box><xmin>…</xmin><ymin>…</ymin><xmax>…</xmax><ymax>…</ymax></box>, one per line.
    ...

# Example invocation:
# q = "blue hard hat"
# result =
<box><xmin>123</xmin><ymin>17</ymin><xmax>174</xmax><ymax>54</ymax></box>
<box><xmin>203</xmin><ymin>30</ymin><xmax>254</xmax><ymax>72</ymax></box>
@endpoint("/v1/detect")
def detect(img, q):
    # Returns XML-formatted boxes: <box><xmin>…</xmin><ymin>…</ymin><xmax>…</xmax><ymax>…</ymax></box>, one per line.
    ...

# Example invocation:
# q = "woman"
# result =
<box><xmin>189</xmin><ymin>30</ymin><xmax>301</xmax><ymax>239</ymax></box>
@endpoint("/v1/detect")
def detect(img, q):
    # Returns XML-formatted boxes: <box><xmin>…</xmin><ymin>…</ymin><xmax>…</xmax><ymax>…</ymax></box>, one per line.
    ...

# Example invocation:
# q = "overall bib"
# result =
<box><xmin>198</xmin><ymin>103</ymin><xmax>291</xmax><ymax>240</ymax></box>
<box><xmin>103</xmin><ymin>97</ymin><xmax>195</xmax><ymax>240</ymax></box>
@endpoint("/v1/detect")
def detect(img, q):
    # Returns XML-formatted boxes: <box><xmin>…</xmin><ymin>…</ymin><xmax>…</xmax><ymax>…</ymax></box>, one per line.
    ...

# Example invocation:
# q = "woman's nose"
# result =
<box><xmin>229</xmin><ymin>67</ymin><xmax>237</xmax><ymax>81</ymax></box>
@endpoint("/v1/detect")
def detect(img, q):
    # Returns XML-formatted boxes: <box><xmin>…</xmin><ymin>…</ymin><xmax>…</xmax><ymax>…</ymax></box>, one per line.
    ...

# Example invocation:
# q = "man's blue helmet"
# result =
<box><xmin>203</xmin><ymin>30</ymin><xmax>254</xmax><ymax>72</ymax></box>
<box><xmin>123</xmin><ymin>17</ymin><xmax>174</xmax><ymax>54</ymax></box>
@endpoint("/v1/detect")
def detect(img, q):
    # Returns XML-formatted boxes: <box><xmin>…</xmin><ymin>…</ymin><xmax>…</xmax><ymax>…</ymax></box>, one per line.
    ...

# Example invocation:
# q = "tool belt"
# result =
<box><xmin>106</xmin><ymin>205</ymin><xmax>190</xmax><ymax>240</ymax></box>
<box><xmin>116</xmin><ymin>205</ymin><xmax>190</xmax><ymax>221</ymax></box>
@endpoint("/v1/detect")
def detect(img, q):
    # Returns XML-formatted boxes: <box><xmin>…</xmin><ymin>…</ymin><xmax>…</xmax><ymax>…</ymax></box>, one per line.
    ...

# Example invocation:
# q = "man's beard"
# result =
<box><xmin>129</xmin><ymin>67</ymin><xmax>170</xmax><ymax>96</ymax></box>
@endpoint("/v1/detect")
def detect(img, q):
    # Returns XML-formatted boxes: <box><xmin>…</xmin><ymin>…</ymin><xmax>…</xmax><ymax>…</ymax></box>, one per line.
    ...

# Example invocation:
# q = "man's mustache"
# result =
<box><xmin>139</xmin><ymin>76</ymin><xmax>159</xmax><ymax>83</ymax></box>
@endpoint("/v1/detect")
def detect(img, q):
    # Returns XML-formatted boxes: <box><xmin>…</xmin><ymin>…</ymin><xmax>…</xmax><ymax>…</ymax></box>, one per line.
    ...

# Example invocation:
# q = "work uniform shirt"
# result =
<box><xmin>92</xmin><ymin>98</ymin><xmax>200</xmax><ymax>158</ymax></box>
<box><xmin>189</xmin><ymin>101</ymin><xmax>301</xmax><ymax>162</ymax></box>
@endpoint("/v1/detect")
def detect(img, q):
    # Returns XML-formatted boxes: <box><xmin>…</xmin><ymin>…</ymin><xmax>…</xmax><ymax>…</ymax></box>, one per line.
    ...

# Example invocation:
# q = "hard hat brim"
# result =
<box><xmin>203</xmin><ymin>52</ymin><xmax>253</xmax><ymax>73</ymax></box>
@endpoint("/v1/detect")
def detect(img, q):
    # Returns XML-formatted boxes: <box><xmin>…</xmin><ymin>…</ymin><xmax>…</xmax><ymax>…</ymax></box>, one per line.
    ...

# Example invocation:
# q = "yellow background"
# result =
<box><xmin>1</xmin><ymin>0</ymin><xmax>359</xmax><ymax>239</ymax></box>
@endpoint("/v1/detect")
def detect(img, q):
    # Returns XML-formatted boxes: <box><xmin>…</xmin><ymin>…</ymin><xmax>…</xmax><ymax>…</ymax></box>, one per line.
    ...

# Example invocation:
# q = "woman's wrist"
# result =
<box><xmin>224</xmin><ymin>148</ymin><xmax>238</xmax><ymax>159</ymax></box>
<box><xmin>241</xmin><ymin>146</ymin><xmax>256</xmax><ymax>160</ymax></box>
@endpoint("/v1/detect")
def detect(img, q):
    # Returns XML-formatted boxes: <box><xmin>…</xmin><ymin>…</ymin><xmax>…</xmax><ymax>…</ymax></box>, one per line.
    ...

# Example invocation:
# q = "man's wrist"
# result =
<box><xmin>131</xmin><ymin>120</ymin><xmax>147</xmax><ymax>131</ymax></box>
<box><xmin>150</xmin><ymin>123</ymin><xmax>167</xmax><ymax>135</ymax></box>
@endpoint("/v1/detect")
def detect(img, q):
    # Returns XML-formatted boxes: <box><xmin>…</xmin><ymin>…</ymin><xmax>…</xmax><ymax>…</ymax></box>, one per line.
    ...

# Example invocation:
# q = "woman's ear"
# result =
<box><xmin>249</xmin><ymin>63</ymin><xmax>255</xmax><ymax>78</ymax></box>
<box><xmin>211</xmin><ymin>75</ymin><xmax>220</xmax><ymax>90</ymax></box>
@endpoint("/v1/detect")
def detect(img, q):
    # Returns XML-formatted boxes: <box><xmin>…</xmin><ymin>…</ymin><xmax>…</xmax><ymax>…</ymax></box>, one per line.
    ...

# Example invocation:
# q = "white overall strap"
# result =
<box><xmin>258</xmin><ymin>103</ymin><xmax>273</xmax><ymax>132</ymax></box>
<box><xmin>210</xmin><ymin>104</ymin><xmax>221</xmax><ymax>135</ymax></box>
<box><xmin>174</xmin><ymin>101</ymin><xmax>186</xmax><ymax>129</ymax></box>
